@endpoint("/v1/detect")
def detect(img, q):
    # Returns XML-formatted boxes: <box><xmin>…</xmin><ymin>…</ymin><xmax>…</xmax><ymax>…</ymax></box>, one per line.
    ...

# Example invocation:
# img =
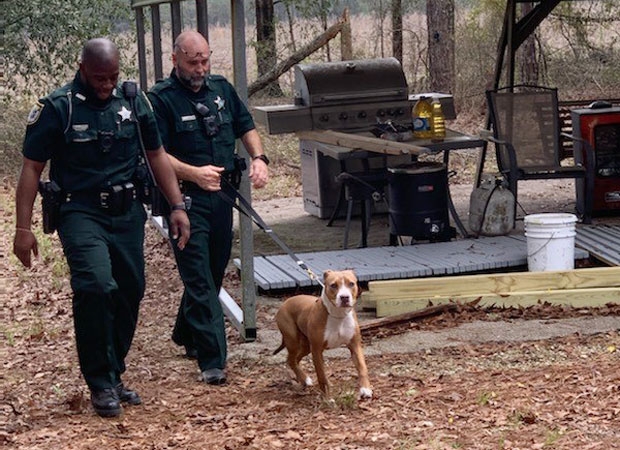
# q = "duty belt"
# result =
<box><xmin>65</xmin><ymin>182</ymin><xmax>137</xmax><ymax>216</ymax></box>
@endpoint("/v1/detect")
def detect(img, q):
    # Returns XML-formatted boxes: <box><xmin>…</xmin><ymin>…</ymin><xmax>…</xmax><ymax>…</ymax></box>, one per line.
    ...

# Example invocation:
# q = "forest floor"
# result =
<box><xmin>2</xmin><ymin>175</ymin><xmax>620</xmax><ymax>449</ymax></box>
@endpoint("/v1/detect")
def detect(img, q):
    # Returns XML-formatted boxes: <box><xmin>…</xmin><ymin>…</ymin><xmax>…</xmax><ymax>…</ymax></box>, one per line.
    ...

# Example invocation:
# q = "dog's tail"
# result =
<box><xmin>273</xmin><ymin>341</ymin><xmax>285</xmax><ymax>355</ymax></box>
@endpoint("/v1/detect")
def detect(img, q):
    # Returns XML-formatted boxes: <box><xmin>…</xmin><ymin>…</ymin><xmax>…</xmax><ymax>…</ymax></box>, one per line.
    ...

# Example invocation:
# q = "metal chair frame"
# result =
<box><xmin>484</xmin><ymin>84</ymin><xmax>594</xmax><ymax>224</ymax></box>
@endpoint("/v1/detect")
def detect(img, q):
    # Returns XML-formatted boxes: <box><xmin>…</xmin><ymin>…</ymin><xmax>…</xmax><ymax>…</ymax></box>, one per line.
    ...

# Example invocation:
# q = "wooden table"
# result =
<box><xmin>296</xmin><ymin>128</ymin><xmax>485</xmax><ymax>238</ymax></box>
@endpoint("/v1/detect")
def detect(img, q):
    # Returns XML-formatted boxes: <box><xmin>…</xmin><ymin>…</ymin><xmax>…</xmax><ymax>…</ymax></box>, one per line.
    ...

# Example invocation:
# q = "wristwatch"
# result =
<box><xmin>171</xmin><ymin>202</ymin><xmax>186</xmax><ymax>211</ymax></box>
<box><xmin>252</xmin><ymin>154</ymin><xmax>270</xmax><ymax>165</ymax></box>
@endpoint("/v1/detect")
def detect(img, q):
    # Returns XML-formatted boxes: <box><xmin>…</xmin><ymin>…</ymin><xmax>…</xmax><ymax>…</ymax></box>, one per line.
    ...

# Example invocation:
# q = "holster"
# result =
<box><xmin>38</xmin><ymin>180</ymin><xmax>62</xmax><ymax>234</ymax></box>
<box><xmin>223</xmin><ymin>155</ymin><xmax>247</xmax><ymax>190</ymax></box>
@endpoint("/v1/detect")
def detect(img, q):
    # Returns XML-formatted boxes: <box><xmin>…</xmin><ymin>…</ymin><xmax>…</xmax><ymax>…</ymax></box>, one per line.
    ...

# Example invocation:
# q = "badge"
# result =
<box><xmin>118</xmin><ymin>106</ymin><xmax>132</xmax><ymax>121</ymax></box>
<box><xmin>214</xmin><ymin>96</ymin><xmax>225</xmax><ymax>111</ymax></box>
<box><xmin>26</xmin><ymin>102</ymin><xmax>44</xmax><ymax>125</ymax></box>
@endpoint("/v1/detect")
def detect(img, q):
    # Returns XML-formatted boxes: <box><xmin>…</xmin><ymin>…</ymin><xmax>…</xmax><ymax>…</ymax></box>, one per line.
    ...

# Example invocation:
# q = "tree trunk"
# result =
<box><xmin>426</xmin><ymin>0</ymin><xmax>455</xmax><ymax>93</ymax></box>
<box><xmin>391</xmin><ymin>0</ymin><xmax>403</xmax><ymax>63</ymax></box>
<box><xmin>519</xmin><ymin>2</ymin><xmax>540</xmax><ymax>84</ymax></box>
<box><xmin>255</xmin><ymin>0</ymin><xmax>283</xmax><ymax>96</ymax></box>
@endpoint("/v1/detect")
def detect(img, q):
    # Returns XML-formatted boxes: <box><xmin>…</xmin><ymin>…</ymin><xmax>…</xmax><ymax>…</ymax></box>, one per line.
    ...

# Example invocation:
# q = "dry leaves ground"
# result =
<box><xmin>2</xmin><ymin>176</ymin><xmax>620</xmax><ymax>450</ymax></box>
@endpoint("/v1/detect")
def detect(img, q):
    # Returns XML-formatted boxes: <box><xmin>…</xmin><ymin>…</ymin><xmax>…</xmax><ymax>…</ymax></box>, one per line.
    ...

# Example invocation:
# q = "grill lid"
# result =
<box><xmin>294</xmin><ymin>57</ymin><xmax>409</xmax><ymax>107</ymax></box>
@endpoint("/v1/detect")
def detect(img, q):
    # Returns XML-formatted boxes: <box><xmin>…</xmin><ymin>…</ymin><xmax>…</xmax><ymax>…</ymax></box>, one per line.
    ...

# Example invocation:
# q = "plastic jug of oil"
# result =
<box><xmin>412</xmin><ymin>96</ymin><xmax>432</xmax><ymax>139</ymax></box>
<box><xmin>468</xmin><ymin>175</ymin><xmax>515</xmax><ymax>236</ymax></box>
<box><xmin>431</xmin><ymin>97</ymin><xmax>446</xmax><ymax>142</ymax></box>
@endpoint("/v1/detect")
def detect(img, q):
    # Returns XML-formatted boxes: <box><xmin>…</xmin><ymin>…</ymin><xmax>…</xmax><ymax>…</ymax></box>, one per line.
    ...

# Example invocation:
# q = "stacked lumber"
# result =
<box><xmin>361</xmin><ymin>266</ymin><xmax>620</xmax><ymax>318</ymax></box>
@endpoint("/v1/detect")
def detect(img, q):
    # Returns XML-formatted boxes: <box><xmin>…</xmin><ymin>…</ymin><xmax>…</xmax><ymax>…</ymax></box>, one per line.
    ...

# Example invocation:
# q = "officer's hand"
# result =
<box><xmin>169</xmin><ymin>210</ymin><xmax>191</xmax><ymax>250</ymax></box>
<box><xmin>13</xmin><ymin>229</ymin><xmax>38</xmax><ymax>268</ymax></box>
<box><xmin>194</xmin><ymin>165</ymin><xmax>225</xmax><ymax>191</ymax></box>
<box><xmin>249</xmin><ymin>158</ymin><xmax>269</xmax><ymax>189</ymax></box>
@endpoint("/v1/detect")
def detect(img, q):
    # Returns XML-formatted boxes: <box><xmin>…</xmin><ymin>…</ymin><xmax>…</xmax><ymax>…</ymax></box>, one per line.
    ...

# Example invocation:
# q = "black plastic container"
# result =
<box><xmin>387</xmin><ymin>161</ymin><xmax>454</xmax><ymax>242</ymax></box>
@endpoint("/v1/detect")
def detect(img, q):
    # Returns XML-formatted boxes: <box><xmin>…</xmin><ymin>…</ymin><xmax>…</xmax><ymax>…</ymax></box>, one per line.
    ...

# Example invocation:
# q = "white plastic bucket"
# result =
<box><xmin>524</xmin><ymin>213</ymin><xmax>578</xmax><ymax>272</ymax></box>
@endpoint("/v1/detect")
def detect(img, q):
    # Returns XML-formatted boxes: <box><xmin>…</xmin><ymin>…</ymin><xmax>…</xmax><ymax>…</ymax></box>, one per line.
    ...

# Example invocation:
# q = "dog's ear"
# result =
<box><xmin>323</xmin><ymin>270</ymin><xmax>332</xmax><ymax>281</ymax></box>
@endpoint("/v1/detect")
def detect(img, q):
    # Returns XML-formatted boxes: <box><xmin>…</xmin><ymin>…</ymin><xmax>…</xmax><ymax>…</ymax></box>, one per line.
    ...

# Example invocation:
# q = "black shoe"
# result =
<box><xmin>90</xmin><ymin>388</ymin><xmax>122</xmax><ymax>417</ymax></box>
<box><xmin>202</xmin><ymin>368</ymin><xmax>227</xmax><ymax>385</ymax></box>
<box><xmin>115</xmin><ymin>383</ymin><xmax>142</xmax><ymax>405</ymax></box>
<box><xmin>184</xmin><ymin>346</ymin><xmax>198</xmax><ymax>359</ymax></box>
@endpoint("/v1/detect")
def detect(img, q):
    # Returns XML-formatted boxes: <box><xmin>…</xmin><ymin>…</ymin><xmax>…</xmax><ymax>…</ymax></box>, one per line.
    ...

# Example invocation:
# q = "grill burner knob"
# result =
<box><xmin>358</xmin><ymin>111</ymin><xmax>367</xmax><ymax>119</ymax></box>
<box><xmin>339</xmin><ymin>112</ymin><xmax>348</xmax><ymax>121</ymax></box>
<box><xmin>387</xmin><ymin>109</ymin><xmax>395</xmax><ymax>116</ymax></box>
<box><xmin>396</xmin><ymin>108</ymin><xmax>405</xmax><ymax>116</ymax></box>
<box><xmin>319</xmin><ymin>114</ymin><xmax>329</xmax><ymax>122</ymax></box>
<box><xmin>377</xmin><ymin>109</ymin><xmax>386</xmax><ymax>117</ymax></box>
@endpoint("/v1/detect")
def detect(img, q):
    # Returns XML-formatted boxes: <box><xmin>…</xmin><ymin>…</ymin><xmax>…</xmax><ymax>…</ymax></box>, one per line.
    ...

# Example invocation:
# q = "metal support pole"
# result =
<box><xmin>151</xmin><ymin>5</ymin><xmax>164</xmax><ymax>82</ymax></box>
<box><xmin>171</xmin><ymin>0</ymin><xmax>183</xmax><ymax>42</ymax></box>
<box><xmin>231</xmin><ymin>0</ymin><xmax>257</xmax><ymax>342</ymax></box>
<box><xmin>196</xmin><ymin>0</ymin><xmax>209</xmax><ymax>42</ymax></box>
<box><xmin>135</xmin><ymin>6</ymin><xmax>148</xmax><ymax>89</ymax></box>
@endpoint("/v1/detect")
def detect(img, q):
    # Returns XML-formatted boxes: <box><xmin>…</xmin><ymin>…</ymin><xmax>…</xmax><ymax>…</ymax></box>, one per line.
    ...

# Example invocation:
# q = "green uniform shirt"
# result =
<box><xmin>147</xmin><ymin>72</ymin><xmax>255</xmax><ymax>171</ymax></box>
<box><xmin>23</xmin><ymin>72</ymin><xmax>162</xmax><ymax>192</ymax></box>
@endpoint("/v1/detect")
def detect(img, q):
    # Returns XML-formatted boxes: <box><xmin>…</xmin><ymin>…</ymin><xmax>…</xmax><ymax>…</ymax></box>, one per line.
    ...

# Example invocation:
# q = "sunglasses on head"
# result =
<box><xmin>178</xmin><ymin>48</ymin><xmax>213</xmax><ymax>60</ymax></box>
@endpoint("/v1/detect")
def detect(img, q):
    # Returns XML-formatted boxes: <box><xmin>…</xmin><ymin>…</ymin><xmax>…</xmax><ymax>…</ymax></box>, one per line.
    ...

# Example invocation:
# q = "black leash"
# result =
<box><xmin>217</xmin><ymin>178</ymin><xmax>325</xmax><ymax>289</ymax></box>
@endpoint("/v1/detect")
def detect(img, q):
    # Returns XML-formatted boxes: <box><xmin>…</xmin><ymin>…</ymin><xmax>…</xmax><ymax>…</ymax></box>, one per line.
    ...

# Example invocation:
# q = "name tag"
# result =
<box><xmin>72</xmin><ymin>124</ymin><xmax>89</xmax><ymax>131</ymax></box>
<box><xmin>181</xmin><ymin>115</ymin><xmax>196</xmax><ymax>122</ymax></box>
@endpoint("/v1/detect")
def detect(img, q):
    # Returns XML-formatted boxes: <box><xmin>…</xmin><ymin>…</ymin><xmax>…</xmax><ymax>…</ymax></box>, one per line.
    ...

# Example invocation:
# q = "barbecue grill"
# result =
<box><xmin>254</xmin><ymin>57</ymin><xmax>455</xmax><ymax>134</ymax></box>
<box><xmin>253</xmin><ymin>58</ymin><xmax>456</xmax><ymax>235</ymax></box>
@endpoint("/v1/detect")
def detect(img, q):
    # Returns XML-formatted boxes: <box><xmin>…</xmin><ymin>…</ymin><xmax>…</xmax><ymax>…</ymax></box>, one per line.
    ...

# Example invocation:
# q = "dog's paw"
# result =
<box><xmin>358</xmin><ymin>387</ymin><xmax>373</xmax><ymax>399</ymax></box>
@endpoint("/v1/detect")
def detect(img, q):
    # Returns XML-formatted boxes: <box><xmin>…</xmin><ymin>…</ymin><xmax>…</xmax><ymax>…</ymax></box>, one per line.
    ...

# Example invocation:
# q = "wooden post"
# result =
<box><xmin>341</xmin><ymin>8</ymin><xmax>353</xmax><ymax>60</ymax></box>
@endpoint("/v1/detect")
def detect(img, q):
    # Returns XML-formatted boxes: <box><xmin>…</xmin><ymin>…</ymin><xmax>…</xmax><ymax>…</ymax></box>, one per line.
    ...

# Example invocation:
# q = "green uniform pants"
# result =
<box><xmin>58</xmin><ymin>202</ymin><xmax>146</xmax><ymax>391</ymax></box>
<box><xmin>171</xmin><ymin>189</ymin><xmax>232</xmax><ymax>372</ymax></box>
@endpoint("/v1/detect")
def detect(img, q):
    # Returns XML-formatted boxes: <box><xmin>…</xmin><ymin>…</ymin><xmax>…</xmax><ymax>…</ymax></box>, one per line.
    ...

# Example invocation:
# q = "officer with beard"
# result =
<box><xmin>148</xmin><ymin>31</ymin><xmax>269</xmax><ymax>386</ymax></box>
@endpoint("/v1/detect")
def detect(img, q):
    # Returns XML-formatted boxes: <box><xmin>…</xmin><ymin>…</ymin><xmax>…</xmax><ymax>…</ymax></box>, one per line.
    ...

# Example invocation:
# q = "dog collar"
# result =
<box><xmin>321</xmin><ymin>295</ymin><xmax>352</xmax><ymax>318</ymax></box>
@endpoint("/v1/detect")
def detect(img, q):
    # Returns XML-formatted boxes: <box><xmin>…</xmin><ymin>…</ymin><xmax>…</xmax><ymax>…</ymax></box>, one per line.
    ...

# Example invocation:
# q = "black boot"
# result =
<box><xmin>115</xmin><ymin>383</ymin><xmax>142</xmax><ymax>405</ymax></box>
<box><xmin>90</xmin><ymin>388</ymin><xmax>122</xmax><ymax>417</ymax></box>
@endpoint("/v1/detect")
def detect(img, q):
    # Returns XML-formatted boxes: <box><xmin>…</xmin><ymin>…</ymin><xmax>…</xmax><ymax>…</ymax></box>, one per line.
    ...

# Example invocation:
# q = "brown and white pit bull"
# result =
<box><xmin>273</xmin><ymin>269</ymin><xmax>373</xmax><ymax>399</ymax></box>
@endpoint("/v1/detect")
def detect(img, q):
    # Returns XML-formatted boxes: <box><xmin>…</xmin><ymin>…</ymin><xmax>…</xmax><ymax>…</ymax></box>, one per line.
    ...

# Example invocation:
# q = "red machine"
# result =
<box><xmin>572</xmin><ymin>104</ymin><xmax>620</xmax><ymax>215</ymax></box>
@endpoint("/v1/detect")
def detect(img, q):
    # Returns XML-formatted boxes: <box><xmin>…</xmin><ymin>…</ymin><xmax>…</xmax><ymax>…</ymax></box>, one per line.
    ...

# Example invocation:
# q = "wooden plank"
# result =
<box><xmin>296</xmin><ymin>130</ymin><xmax>430</xmax><ymax>156</ymax></box>
<box><xmin>376</xmin><ymin>287</ymin><xmax>620</xmax><ymax>317</ymax></box>
<box><xmin>367</xmin><ymin>266</ymin><xmax>620</xmax><ymax>298</ymax></box>
<box><xmin>576</xmin><ymin>225</ymin><xmax>620</xmax><ymax>266</ymax></box>
<box><xmin>359</xmin><ymin>304</ymin><xmax>458</xmax><ymax>332</ymax></box>
<box><xmin>363</xmin><ymin>261</ymin><xmax>609</xmax><ymax>310</ymax></box>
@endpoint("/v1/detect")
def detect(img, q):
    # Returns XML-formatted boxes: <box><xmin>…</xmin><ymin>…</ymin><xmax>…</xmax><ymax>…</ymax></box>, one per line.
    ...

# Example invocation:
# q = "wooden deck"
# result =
<box><xmin>230</xmin><ymin>225</ymin><xmax>620</xmax><ymax>292</ymax></box>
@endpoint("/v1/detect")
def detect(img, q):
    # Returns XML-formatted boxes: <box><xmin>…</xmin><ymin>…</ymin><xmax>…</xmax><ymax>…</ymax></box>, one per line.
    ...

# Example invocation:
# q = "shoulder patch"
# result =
<box><xmin>26</xmin><ymin>101</ymin><xmax>45</xmax><ymax>125</ymax></box>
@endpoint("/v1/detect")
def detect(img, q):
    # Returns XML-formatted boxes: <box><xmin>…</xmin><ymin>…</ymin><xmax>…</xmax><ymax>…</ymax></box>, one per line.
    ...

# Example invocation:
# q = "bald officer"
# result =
<box><xmin>148</xmin><ymin>30</ymin><xmax>269</xmax><ymax>386</ymax></box>
<box><xmin>13</xmin><ymin>38</ymin><xmax>190</xmax><ymax>418</ymax></box>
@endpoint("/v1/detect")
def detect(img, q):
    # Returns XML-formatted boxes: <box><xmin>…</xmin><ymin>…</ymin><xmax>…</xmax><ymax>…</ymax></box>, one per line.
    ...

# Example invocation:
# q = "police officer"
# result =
<box><xmin>13</xmin><ymin>38</ymin><xmax>191</xmax><ymax>417</ymax></box>
<box><xmin>147</xmin><ymin>31</ymin><xmax>269</xmax><ymax>385</ymax></box>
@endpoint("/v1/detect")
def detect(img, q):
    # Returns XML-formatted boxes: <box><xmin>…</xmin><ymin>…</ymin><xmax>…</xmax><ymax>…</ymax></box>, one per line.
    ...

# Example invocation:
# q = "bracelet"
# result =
<box><xmin>16</xmin><ymin>227</ymin><xmax>34</xmax><ymax>234</ymax></box>
<box><xmin>171</xmin><ymin>203</ymin><xmax>186</xmax><ymax>211</ymax></box>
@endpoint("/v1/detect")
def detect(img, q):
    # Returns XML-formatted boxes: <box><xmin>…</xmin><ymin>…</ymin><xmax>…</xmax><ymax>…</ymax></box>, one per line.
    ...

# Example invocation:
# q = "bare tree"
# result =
<box><xmin>519</xmin><ymin>2</ymin><xmax>540</xmax><ymax>84</ymax></box>
<box><xmin>426</xmin><ymin>0</ymin><xmax>455</xmax><ymax>93</ymax></box>
<box><xmin>255</xmin><ymin>0</ymin><xmax>283</xmax><ymax>96</ymax></box>
<box><xmin>391</xmin><ymin>0</ymin><xmax>403</xmax><ymax>63</ymax></box>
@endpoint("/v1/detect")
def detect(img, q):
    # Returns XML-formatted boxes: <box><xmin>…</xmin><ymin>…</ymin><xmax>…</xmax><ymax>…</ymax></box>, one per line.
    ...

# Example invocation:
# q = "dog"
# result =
<box><xmin>273</xmin><ymin>269</ymin><xmax>373</xmax><ymax>399</ymax></box>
